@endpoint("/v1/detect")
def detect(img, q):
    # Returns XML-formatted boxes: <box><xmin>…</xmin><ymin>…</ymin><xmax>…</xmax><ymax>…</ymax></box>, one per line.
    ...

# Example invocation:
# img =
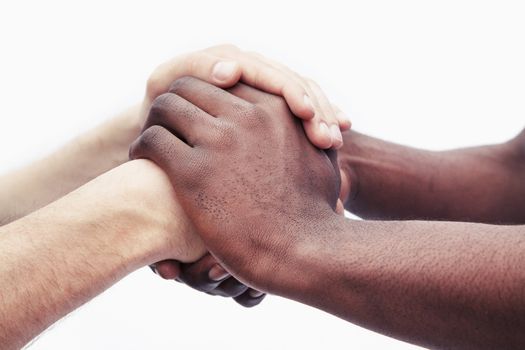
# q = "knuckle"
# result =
<box><xmin>135</xmin><ymin>125</ymin><xmax>164</xmax><ymax>152</ymax></box>
<box><xmin>129</xmin><ymin>128</ymin><xmax>156</xmax><ymax>159</ymax></box>
<box><xmin>168</xmin><ymin>76</ymin><xmax>197</xmax><ymax>94</ymax></box>
<box><xmin>147</xmin><ymin>93</ymin><xmax>175</xmax><ymax>125</ymax></box>
<box><xmin>150</xmin><ymin>93</ymin><xmax>173</xmax><ymax>114</ymax></box>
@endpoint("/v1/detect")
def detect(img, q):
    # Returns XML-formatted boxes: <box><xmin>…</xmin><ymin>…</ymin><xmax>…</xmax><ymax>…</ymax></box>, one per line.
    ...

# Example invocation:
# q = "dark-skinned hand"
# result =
<box><xmin>130</xmin><ymin>77</ymin><xmax>341</xmax><ymax>293</ymax></box>
<box><xmin>150</xmin><ymin>255</ymin><xmax>265</xmax><ymax>307</ymax></box>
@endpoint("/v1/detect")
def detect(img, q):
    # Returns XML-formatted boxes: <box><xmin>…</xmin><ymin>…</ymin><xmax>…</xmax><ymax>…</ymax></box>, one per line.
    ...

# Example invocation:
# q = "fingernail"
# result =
<box><xmin>208</xmin><ymin>264</ymin><xmax>230</xmax><ymax>281</ymax></box>
<box><xmin>249</xmin><ymin>289</ymin><xmax>264</xmax><ymax>298</ymax></box>
<box><xmin>212</xmin><ymin>61</ymin><xmax>238</xmax><ymax>82</ymax></box>
<box><xmin>330</xmin><ymin>124</ymin><xmax>343</xmax><ymax>144</ymax></box>
<box><xmin>303</xmin><ymin>94</ymin><xmax>314</xmax><ymax>113</ymax></box>
<box><xmin>149</xmin><ymin>265</ymin><xmax>158</xmax><ymax>275</ymax></box>
<box><xmin>319</xmin><ymin>122</ymin><xmax>331</xmax><ymax>142</ymax></box>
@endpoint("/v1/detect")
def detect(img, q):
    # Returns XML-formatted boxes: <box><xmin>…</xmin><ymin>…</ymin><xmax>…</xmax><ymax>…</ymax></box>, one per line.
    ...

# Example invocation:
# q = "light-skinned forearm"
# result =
<box><xmin>268</xmin><ymin>217</ymin><xmax>525</xmax><ymax>350</ymax></box>
<box><xmin>0</xmin><ymin>105</ymin><xmax>141</xmax><ymax>225</ymax></box>
<box><xmin>0</xmin><ymin>160</ymin><xmax>204</xmax><ymax>349</ymax></box>
<box><xmin>339</xmin><ymin>129</ymin><xmax>525</xmax><ymax>224</ymax></box>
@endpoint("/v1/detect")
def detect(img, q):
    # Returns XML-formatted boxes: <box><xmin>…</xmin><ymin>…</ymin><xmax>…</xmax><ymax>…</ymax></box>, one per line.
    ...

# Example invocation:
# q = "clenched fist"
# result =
<box><xmin>130</xmin><ymin>77</ymin><xmax>341</xmax><ymax>293</ymax></box>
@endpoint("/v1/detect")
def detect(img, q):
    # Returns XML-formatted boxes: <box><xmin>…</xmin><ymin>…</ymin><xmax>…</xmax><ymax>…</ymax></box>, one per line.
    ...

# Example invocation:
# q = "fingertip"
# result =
<box><xmin>283</xmin><ymin>91</ymin><xmax>315</xmax><ymax>121</ymax></box>
<box><xmin>339</xmin><ymin>169</ymin><xmax>351</xmax><ymax>204</ymax></box>
<box><xmin>208</xmin><ymin>264</ymin><xmax>231</xmax><ymax>281</ymax></box>
<box><xmin>334</xmin><ymin>109</ymin><xmax>352</xmax><ymax>131</ymax></box>
<box><xmin>336</xmin><ymin>199</ymin><xmax>345</xmax><ymax>215</ymax></box>
<box><xmin>156</xmin><ymin>260</ymin><xmax>181</xmax><ymax>280</ymax></box>
<box><xmin>339</xmin><ymin>120</ymin><xmax>352</xmax><ymax>132</ymax></box>
<box><xmin>329</xmin><ymin>124</ymin><xmax>343</xmax><ymax>149</ymax></box>
<box><xmin>234</xmin><ymin>290</ymin><xmax>266</xmax><ymax>308</ymax></box>
<box><xmin>304</xmin><ymin>120</ymin><xmax>333</xmax><ymax>149</ymax></box>
<box><xmin>211</xmin><ymin>61</ymin><xmax>241</xmax><ymax>87</ymax></box>
<box><xmin>301</xmin><ymin>94</ymin><xmax>316</xmax><ymax>118</ymax></box>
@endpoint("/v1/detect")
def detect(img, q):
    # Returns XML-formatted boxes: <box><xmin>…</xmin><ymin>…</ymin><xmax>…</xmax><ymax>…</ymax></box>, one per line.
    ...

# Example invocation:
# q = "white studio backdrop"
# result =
<box><xmin>0</xmin><ymin>1</ymin><xmax>524</xmax><ymax>349</ymax></box>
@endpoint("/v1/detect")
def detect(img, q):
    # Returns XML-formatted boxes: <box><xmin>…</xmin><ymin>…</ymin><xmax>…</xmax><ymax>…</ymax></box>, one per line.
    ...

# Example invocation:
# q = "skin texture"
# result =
<box><xmin>133</xmin><ymin>78</ymin><xmax>525</xmax><ymax>349</ymax></box>
<box><xmin>130</xmin><ymin>77</ymin><xmax>341</xmax><ymax>291</ymax></box>
<box><xmin>1</xmin><ymin>45</ymin><xmax>348</xmax><ymax>307</ymax></box>
<box><xmin>338</xmin><ymin>129</ymin><xmax>525</xmax><ymax>224</ymax></box>
<box><xmin>0</xmin><ymin>160</ymin><xmax>205</xmax><ymax>349</ymax></box>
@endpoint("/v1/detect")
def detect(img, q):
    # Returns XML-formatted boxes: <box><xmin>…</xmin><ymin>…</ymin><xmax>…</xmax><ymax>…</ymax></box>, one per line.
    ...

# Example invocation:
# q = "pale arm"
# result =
<box><xmin>0</xmin><ymin>45</ymin><xmax>346</xmax><ymax>226</ymax></box>
<box><xmin>0</xmin><ymin>160</ymin><xmax>204</xmax><ymax>350</ymax></box>
<box><xmin>0</xmin><ymin>106</ymin><xmax>141</xmax><ymax>225</ymax></box>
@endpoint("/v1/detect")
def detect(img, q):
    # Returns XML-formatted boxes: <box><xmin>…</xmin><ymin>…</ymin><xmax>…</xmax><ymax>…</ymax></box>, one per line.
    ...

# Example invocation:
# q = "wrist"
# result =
<box><xmin>61</xmin><ymin>159</ymin><xmax>204</xmax><ymax>273</ymax></box>
<box><xmin>65</xmin><ymin>163</ymin><xmax>164</xmax><ymax>271</ymax></box>
<box><xmin>252</xmin><ymin>211</ymin><xmax>347</xmax><ymax>296</ymax></box>
<box><xmin>100</xmin><ymin>160</ymin><xmax>206</xmax><ymax>265</ymax></box>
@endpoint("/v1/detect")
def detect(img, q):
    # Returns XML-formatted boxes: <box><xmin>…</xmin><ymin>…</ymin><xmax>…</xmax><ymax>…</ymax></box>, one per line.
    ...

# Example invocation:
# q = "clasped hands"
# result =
<box><xmin>135</xmin><ymin>45</ymin><xmax>351</xmax><ymax>306</ymax></box>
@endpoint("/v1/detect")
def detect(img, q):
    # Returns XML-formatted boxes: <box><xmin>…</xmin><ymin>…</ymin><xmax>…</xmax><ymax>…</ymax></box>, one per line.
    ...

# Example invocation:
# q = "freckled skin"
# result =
<box><xmin>131</xmin><ymin>77</ymin><xmax>525</xmax><ymax>350</ymax></box>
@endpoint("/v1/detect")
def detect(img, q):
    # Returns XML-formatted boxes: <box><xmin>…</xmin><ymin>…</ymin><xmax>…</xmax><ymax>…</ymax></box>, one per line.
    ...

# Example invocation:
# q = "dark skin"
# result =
<box><xmin>132</xmin><ymin>77</ymin><xmax>525</xmax><ymax>350</ymax></box>
<box><xmin>339</xmin><ymin>129</ymin><xmax>525</xmax><ymax>224</ymax></box>
<box><xmin>151</xmin><ymin>254</ymin><xmax>265</xmax><ymax>307</ymax></box>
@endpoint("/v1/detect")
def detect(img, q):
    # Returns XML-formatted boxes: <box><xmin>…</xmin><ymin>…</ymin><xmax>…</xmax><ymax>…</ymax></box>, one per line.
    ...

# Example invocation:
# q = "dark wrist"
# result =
<box><xmin>255</xmin><ymin>212</ymin><xmax>347</xmax><ymax>298</ymax></box>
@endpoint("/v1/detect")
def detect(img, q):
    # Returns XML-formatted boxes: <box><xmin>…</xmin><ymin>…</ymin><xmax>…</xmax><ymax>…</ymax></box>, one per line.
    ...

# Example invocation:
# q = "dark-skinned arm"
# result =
<box><xmin>339</xmin><ymin>129</ymin><xmax>525</xmax><ymax>224</ymax></box>
<box><xmin>131</xmin><ymin>78</ymin><xmax>525</xmax><ymax>350</ymax></box>
<box><xmin>269</xmin><ymin>217</ymin><xmax>525</xmax><ymax>350</ymax></box>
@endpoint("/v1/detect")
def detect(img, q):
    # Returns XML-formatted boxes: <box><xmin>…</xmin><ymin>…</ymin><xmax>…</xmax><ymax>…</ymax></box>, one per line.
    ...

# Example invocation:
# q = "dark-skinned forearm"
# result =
<box><xmin>339</xmin><ymin>130</ymin><xmax>525</xmax><ymax>224</ymax></box>
<box><xmin>269</xmin><ymin>217</ymin><xmax>525</xmax><ymax>350</ymax></box>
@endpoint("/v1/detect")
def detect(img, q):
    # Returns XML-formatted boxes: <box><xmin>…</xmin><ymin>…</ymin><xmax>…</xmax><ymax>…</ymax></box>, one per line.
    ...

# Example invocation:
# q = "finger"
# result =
<box><xmin>233</xmin><ymin>289</ymin><xmax>266</xmax><ymax>308</ymax></box>
<box><xmin>154</xmin><ymin>260</ymin><xmax>182</xmax><ymax>280</ymax></box>
<box><xmin>244</xmin><ymin>52</ymin><xmax>338</xmax><ymax>148</ymax></box>
<box><xmin>243</xmin><ymin>52</ymin><xmax>332</xmax><ymax>148</ymax></box>
<box><xmin>129</xmin><ymin>125</ymin><xmax>195</xmax><ymax>183</ymax></box>
<box><xmin>144</xmin><ymin>93</ymin><xmax>215</xmax><ymax>146</ymax></box>
<box><xmin>336</xmin><ymin>199</ymin><xmax>345</xmax><ymax>215</ymax></box>
<box><xmin>325</xmin><ymin>148</ymin><xmax>340</xmax><ymax>179</ymax></box>
<box><xmin>339</xmin><ymin>166</ymin><xmax>352</xmax><ymax>204</ymax></box>
<box><xmin>332</xmin><ymin>104</ymin><xmax>352</xmax><ymax>131</ymax></box>
<box><xmin>306</xmin><ymin>79</ymin><xmax>343</xmax><ymax>148</ymax></box>
<box><xmin>178</xmin><ymin>254</ymin><xmax>230</xmax><ymax>293</ymax></box>
<box><xmin>214</xmin><ymin>277</ymin><xmax>249</xmax><ymax>298</ymax></box>
<box><xmin>168</xmin><ymin>76</ymin><xmax>251</xmax><ymax>118</ymax></box>
<box><xmin>301</xmin><ymin>117</ymin><xmax>332</xmax><ymax>149</ymax></box>
<box><xmin>325</xmin><ymin>148</ymin><xmax>342</xmax><ymax>209</ymax></box>
<box><xmin>226</xmin><ymin>82</ymin><xmax>274</xmax><ymax>105</ymax></box>
<box><xmin>206</xmin><ymin>46</ymin><xmax>315</xmax><ymax>121</ymax></box>
<box><xmin>146</xmin><ymin>51</ymin><xmax>242</xmax><ymax>105</ymax></box>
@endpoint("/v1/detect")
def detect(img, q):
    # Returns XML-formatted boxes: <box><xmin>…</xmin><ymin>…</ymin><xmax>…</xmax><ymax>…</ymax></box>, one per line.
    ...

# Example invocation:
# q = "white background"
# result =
<box><xmin>0</xmin><ymin>1</ymin><xmax>524</xmax><ymax>349</ymax></box>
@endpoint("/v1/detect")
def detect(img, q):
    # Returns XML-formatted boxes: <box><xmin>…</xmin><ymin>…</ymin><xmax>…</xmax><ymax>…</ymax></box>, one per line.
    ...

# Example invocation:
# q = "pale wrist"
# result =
<box><xmin>98</xmin><ymin>160</ymin><xmax>206</xmax><ymax>265</ymax></box>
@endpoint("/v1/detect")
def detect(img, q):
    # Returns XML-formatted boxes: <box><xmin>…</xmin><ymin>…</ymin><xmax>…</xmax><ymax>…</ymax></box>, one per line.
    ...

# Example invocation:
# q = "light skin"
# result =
<box><xmin>0</xmin><ymin>44</ymin><xmax>347</xmax><ymax>226</ymax></box>
<box><xmin>0</xmin><ymin>45</ymin><xmax>350</xmax><ymax>308</ymax></box>
<box><xmin>133</xmin><ymin>77</ymin><xmax>525</xmax><ymax>350</ymax></box>
<box><xmin>0</xmin><ymin>45</ymin><xmax>355</xmax><ymax>348</ymax></box>
<box><xmin>0</xmin><ymin>159</ymin><xmax>206</xmax><ymax>350</ymax></box>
